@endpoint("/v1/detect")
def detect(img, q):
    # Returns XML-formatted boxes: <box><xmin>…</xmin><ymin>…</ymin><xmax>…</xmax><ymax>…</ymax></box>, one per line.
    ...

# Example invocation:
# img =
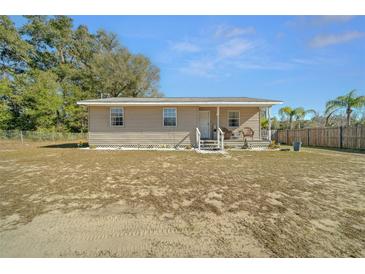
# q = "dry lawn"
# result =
<box><xmin>0</xmin><ymin>140</ymin><xmax>364</xmax><ymax>257</ymax></box>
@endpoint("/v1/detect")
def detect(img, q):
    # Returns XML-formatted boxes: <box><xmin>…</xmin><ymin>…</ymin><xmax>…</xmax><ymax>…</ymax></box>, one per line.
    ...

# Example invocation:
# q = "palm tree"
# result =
<box><xmin>325</xmin><ymin>90</ymin><xmax>365</xmax><ymax>126</ymax></box>
<box><xmin>279</xmin><ymin>106</ymin><xmax>316</xmax><ymax>129</ymax></box>
<box><xmin>260</xmin><ymin>117</ymin><xmax>269</xmax><ymax>129</ymax></box>
<box><xmin>293</xmin><ymin>108</ymin><xmax>317</xmax><ymax>129</ymax></box>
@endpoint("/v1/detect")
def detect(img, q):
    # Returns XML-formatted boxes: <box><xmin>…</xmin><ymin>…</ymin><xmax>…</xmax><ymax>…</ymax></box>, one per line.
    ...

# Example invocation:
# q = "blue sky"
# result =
<box><xmin>13</xmin><ymin>16</ymin><xmax>365</xmax><ymax>116</ymax></box>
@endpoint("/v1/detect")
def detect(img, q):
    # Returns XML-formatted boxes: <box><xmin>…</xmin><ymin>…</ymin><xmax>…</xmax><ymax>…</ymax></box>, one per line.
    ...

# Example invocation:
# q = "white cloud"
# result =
<box><xmin>287</xmin><ymin>16</ymin><xmax>355</xmax><ymax>28</ymax></box>
<box><xmin>180</xmin><ymin>59</ymin><xmax>217</xmax><ymax>78</ymax></box>
<box><xmin>233</xmin><ymin>60</ymin><xmax>293</xmax><ymax>70</ymax></box>
<box><xmin>214</xmin><ymin>25</ymin><xmax>255</xmax><ymax>38</ymax></box>
<box><xmin>217</xmin><ymin>38</ymin><xmax>254</xmax><ymax>58</ymax></box>
<box><xmin>264</xmin><ymin>79</ymin><xmax>292</xmax><ymax>87</ymax></box>
<box><xmin>171</xmin><ymin>41</ymin><xmax>200</xmax><ymax>53</ymax></box>
<box><xmin>315</xmin><ymin>16</ymin><xmax>354</xmax><ymax>24</ymax></box>
<box><xmin>276</xmin><ymin>32</ymin><xmax>285</xmax><ymax>39</ymax></box>
<box><xmin>179</xmin><ymin>54</ymin><xmax>295</xmax><ymax>78</ymax></box>
<box><xmin>309</xmin><ymin>31</ymin><xmax>365</xmax><ymax>48</ymax></box>
<box><xmin>291</xmin><ymin>58</ymin><xmax>321</xmax><ymax>65</ymax></box>
<box><xmin>172</xmin><ymin>24</ymin><xmax>303</xmax><ymax>78</ymax></box>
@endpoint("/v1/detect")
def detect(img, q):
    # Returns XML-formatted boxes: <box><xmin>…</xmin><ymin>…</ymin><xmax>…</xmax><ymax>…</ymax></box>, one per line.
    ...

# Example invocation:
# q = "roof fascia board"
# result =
<box><xmin>77</xmin><ymin>101</ymin><xmax>283</xmax><ymax>106</ymax></box>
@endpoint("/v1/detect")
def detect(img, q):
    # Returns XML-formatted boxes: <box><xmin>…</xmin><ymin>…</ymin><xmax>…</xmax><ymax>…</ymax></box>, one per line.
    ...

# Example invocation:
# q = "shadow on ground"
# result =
<box><xmin>40</xmin><ymin>143</ymin><xmax>88</xmax><ymax>149</ymax></box>
<box><xmin>305</xmin><ymin>146</ymin><xmax>365</xmax><ymax>155</ymax></box>
<box><xmin>280</xmin><ymin>145</ymin><xmax>365</xmax><ymax>155</ymax></box>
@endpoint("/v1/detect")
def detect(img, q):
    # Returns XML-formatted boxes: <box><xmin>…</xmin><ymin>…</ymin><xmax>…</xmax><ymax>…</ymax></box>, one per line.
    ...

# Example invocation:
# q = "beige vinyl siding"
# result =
<box><xmin>199</xmin><ymin>107</ymin><xmax>260</xmax><ymax>139</ymax></box>
<box><xmin>88</xmin><ymin>106</ymin><xmax>199</xmax><ymax>146</ymax></box>
<box><xmin>87</xmin><ymin>105</ymin><xmax>261</xmax><ymax>146</ymax></box>
<box><xmin>221</xmin><ymin>107</ymin><xmax>260</xmax><ymax>139</ymax></box>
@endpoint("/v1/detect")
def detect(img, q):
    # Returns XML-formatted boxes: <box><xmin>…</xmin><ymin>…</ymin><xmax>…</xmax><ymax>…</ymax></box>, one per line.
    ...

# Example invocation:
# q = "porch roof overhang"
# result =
<box><xmin>77</xmin><ymin>97</ymin><xmax>283</xmax><ymax>107</ymax></box>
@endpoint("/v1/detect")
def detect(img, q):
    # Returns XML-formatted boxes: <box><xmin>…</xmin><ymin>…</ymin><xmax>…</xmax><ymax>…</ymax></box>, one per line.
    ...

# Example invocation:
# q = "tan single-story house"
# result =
<box><xmin>77</xmin><ymin>97</ymin><xmax>282</xmax><ymax>150</ymax></box>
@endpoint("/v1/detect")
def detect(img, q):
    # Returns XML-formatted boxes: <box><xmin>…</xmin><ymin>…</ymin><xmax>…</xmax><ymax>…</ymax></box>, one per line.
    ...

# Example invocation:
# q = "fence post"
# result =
<box><xmin>307</xmin><ymin>128</ymin><xmax>310</xmax><ymax>146</ymax></box>
<box><xmin>357</xmin><ymin>125</ymin><xmax>361</xmax><ymax>149</ymax></box>
<box><xmin>286</xmin><ymin>129</ymin><xmax>289</xmax><ymax>145</ymax></box>
<box><xmin>20</xmin><ymin>130</ymin><xmax>24</xmax><ymax>144</ymax></box>
<box><xmin>339</xmin><ymin>126</ymin><xmax>343</xmax><ymax>149</ymax></box>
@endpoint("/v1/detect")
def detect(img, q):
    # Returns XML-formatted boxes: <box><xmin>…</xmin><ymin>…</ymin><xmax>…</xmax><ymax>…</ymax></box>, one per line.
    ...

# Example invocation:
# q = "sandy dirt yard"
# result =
<box><xmin>0</xmin><ymin>141</ymin><xmax>364</xmax><ymax>257</ymax></box>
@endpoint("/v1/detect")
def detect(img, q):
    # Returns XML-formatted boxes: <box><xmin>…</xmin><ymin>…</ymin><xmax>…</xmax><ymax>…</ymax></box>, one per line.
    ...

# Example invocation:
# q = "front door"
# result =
<box><xmin>199</xmin><ymin>111</ymin><xmax>210</xmax><ymax>139</ymax></box>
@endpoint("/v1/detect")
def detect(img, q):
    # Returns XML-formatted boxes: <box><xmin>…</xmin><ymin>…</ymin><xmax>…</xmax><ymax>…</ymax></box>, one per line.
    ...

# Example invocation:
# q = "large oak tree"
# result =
<box><xmin>0</xmin><ymin>16</ymin><xmax>162</xmax><ymax>132</ymax></box>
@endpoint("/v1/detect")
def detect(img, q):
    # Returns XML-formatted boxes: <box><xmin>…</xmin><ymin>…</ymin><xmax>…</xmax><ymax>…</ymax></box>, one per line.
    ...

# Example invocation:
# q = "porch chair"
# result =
<box><xmin>241</xmin><ymin>127</ymin><xmax>255</xmax><ymax>141</ymax></box>
<box><xmin>221</xmin><ymin>127</ymin><xmax>232</xmax><ymax>140</ymax></box>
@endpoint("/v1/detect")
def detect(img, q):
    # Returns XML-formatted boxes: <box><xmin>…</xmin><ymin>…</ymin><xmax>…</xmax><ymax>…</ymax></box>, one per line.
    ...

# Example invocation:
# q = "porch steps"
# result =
<box><xmin>199</xmin><ymin>140</ymin><xmax>220</xmax><ymax>150</ymax></box>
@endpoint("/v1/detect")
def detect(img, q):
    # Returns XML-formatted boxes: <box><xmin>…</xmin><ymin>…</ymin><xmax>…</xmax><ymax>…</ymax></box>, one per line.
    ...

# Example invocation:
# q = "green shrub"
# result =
<box><xmin>268</xmin><ymin>140</ymin><xmax>280</xmax><ymax>149</ymax></box>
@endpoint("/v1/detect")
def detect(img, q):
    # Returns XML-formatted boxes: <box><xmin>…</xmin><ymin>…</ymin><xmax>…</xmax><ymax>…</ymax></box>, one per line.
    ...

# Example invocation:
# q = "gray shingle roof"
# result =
<box><xmin>78</xmin><ymin>97</ymin><xmax>283</xmax><ymax>105</ymax></box>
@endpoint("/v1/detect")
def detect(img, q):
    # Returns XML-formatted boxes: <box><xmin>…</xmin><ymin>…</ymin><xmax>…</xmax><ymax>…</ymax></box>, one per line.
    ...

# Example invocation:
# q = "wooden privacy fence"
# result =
<box><xmin>273</xmin><ymin>126</ymin><xmax>365</xmax><ymax>150</ymax></box>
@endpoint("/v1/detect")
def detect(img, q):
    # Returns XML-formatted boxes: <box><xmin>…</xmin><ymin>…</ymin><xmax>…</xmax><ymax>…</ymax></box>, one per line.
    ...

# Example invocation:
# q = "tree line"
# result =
<box><xmin>1</xmin><ymin>16</ymin><xmax>363</xmax><ymax>133</ymax></box>
<box><xmin>0</xmin><ymin>16</ymin><xmax>161</xmax><ymax>132</ymax></box>
<box><xmin>262</xmin><ymin>89</ymin><xmax>365</xmax><ymax>130</ymax></box>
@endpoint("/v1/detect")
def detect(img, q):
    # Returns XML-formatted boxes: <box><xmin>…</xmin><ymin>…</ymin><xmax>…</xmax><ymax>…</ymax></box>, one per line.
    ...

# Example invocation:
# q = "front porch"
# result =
<box><xmin>196</xmin><ymin>105</ymin><xmax>272</xmax><ymax>151</ymax></box>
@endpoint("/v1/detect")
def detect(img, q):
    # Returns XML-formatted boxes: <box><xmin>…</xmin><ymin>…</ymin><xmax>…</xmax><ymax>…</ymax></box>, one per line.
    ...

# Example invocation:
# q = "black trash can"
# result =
<box><xmin>293</xmin><ymin>141</ymin><xmax>302</xmax><ymax>151</ymax></box>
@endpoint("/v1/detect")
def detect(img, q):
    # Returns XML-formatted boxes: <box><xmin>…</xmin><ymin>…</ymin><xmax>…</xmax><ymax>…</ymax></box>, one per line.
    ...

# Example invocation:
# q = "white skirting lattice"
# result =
<box><xmin>92</xmin><ymin>143</ymin><xmax>192</xmax><ymax>150</ymax></box>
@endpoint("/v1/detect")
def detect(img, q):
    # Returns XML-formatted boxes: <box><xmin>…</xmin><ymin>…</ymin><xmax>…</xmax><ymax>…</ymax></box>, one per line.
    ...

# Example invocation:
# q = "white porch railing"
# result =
<box><xmin>218</xmin><ymin>127</ymin><xmax>224</xmax><ymax>150</ymax></box>
<box><xmin>260</xmin><ymin>129</ymin><xmax>275</xmax><ymax>141</ymax></box>
<box><xmin>261</xmin><ymin>129</ymin><xmax>269</xmax><ymax>140</ymax></box>
<box><xmin>196</xmin><ymin>128</ymin><xmax>201</xmax><ymax>150</ymax></box>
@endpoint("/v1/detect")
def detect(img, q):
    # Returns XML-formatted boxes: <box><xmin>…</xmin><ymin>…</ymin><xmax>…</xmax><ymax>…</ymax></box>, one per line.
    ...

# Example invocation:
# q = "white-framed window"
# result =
<box><xmin>163</xmin><ymin>108</ymin><xmax>177</xmax><ymax>127</ymax></box>
<box><xmin>110</xmin><ymin>107</ymin><xmax>124</xmax><ymax>127</ymax></box>
<box><xmin>228</xmin><ymin>111</ymin><xmax>240</xmax><ymax>127</ymax></box>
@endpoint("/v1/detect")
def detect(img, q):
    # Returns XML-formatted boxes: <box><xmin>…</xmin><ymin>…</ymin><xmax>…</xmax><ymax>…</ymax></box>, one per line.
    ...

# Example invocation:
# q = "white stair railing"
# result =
<box><xmin>196</xmin><ymin>128</ymin><xmax>201</xmax><ymax>150</ymax></box>
<box><xmin>218</xmin><ymin>128</ymin><xmax>224</xmax><ymax>151</ymax></box>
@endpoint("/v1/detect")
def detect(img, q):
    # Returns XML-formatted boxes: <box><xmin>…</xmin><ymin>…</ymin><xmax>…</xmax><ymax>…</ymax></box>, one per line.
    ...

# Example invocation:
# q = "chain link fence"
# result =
<box><xmin>0</xmin><ymin>130</ymin><xmax>87</xmax><ymax>143</ymax></box>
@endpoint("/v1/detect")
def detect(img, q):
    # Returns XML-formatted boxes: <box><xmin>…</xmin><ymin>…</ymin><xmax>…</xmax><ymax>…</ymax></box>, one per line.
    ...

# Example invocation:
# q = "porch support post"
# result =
<box><xmin>268</xmin><ymin>106</ymin><xmax>272</xmax><ymax>141</ymax></box>
<box><xmin>216</xmin><ymin>106</ymin><xmax>220</xmax><ymax>143</ymax></box>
